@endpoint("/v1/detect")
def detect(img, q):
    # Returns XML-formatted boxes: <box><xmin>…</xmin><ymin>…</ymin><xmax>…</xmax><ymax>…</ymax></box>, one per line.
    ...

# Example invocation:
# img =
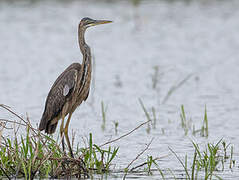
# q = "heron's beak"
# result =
<box><xmin>91</xmin><ymin>20</ymin><xmax>112</xmax><ymax>26</ymax></box>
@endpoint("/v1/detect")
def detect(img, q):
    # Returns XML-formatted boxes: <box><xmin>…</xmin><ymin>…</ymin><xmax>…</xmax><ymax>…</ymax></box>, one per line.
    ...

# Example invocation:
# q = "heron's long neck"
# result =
<box><xmin>78</xmin><ymin>25</ymin><xmax>92</xmax><ymax>91</ymax></box>
<box><xmin>78</xmin><ymin>26</ymin><xmax>91</xmax><ymax>67</ymax></box>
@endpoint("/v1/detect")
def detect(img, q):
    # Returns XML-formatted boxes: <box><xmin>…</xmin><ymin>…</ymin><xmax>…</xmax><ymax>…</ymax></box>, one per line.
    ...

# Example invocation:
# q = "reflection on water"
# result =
<box><xmin>1</xmin><ymin>0</ymin><xmax>239</xmax><ymax>179</ymax></box>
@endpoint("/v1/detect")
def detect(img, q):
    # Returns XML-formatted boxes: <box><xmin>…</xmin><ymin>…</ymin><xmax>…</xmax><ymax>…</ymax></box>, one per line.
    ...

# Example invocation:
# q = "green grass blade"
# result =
<box><xmin>169</xmin><ymin>147</ymin><xmax>190</xmax><ymax>179</ymax></box>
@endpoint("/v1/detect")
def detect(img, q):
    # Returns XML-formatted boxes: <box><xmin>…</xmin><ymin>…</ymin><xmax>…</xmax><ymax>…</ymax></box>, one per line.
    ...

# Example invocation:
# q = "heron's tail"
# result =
<box><xmin>45</xmin><ymin>122</ymin><xmax>58</xmax><ymax>134</ymax></box>
<box><xmin>38</xmin><ymin>115</ymin><xmax>47</xmax><ymax>131</ymax></box>
<box><xmin>38</xmin><ymin>114</ymin><xmax>57</xmax><ymax>134</ymax></box>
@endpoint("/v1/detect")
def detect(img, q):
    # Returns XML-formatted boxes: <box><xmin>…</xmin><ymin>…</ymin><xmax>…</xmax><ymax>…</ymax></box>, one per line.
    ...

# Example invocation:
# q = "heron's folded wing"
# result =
<box><xmin>39</xmin><ymin>68</ymin><xmax>78</xmax><ymax>130</ymax></box>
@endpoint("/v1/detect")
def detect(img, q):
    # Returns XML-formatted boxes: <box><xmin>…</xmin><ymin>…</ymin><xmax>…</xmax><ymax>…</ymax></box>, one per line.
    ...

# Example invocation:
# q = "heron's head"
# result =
<box><xmin>80</xmin><ymin>17</ymin><xmax>112</xmax><ymax>29</ymax></box>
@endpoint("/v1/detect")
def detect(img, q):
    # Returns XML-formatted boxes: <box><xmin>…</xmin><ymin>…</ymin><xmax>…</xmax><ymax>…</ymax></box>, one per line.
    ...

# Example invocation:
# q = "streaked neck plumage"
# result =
<box><xmin>77</xmin><ymin>24</ymin><xmax>92</xmax><ymax>92</ymax></box>
<box><xmin>78</xmin><ymin>24</ymin><xmax>91</xmax><ymax>63</ymax></box>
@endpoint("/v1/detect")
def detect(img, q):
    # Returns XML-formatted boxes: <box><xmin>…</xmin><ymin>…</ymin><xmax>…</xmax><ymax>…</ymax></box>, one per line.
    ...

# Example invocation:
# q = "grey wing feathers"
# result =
<box><xmin>39</xmin><ymin>63</ymin><xmax>81</xmax><ymax>133</ymax></box>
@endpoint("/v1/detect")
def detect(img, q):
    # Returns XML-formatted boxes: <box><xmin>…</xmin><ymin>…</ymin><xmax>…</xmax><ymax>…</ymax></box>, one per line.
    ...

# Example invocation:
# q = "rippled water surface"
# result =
<box><xmin>1</xmin><ymin>0</ymin><xmax>239</xmax><ymax>179</ymax></box>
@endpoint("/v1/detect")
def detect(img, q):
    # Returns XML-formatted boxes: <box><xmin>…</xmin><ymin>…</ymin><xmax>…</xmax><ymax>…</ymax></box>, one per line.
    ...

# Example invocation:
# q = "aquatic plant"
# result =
<box><xmin>0</xmin><ymin>103</ymin><xmax>236</xmax><ymax>180</ymax></box>
<box><xmin>101</xmin><ymin>101</ymin><xmax>107</xmax><ymax>131</ymax></box>
<box><xmin>0</xmin><ymin>104</ymin><xmax>119</xmax><ymax>179</ymax></box>
<box><xmin>180</xmin><ymin>105</ymin><xmax>209</xmax><ymax>137</ymax></box>
<box><xmin>0</xmin><ymin>125</ymin><xmax>119</xmax><ymax>179</ymax></box>
<box><xmin>139</xmin><ymin>98</ymin><xmax>158</xmax><ymax>133</ymax></box>
<box><xmin>169</xmin><ymin>139</ymin><xmax>235</xmax><ymax>180</ymax></box>
<box><xmin>180</xmin><ymin>105</ymin><xmax>192</xmax><ymax>135</ymax></box>
<box><xmin>0</xmin><ymin>104</ymin><xmax>154</xmax><ymax>179</ymax></box>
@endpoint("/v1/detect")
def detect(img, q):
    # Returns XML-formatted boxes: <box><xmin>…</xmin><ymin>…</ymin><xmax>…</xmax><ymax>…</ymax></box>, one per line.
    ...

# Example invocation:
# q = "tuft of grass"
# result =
<box><xmin>139</xmin><ymin>98</ymin><xmax>151</xmax><ymax>122</ymax></box>
<box><xmin>0</xmin><ymin>104</ymin><xmax>120</xmax><ymax>179</ymax></box>
<box><xmin>201</xmin><ymin>105</ymin><xmax>209</xmax><ymax>137</ymax></box>
<box><xmin>0</xmin><ymin>127</ymin><xmax>119</xmax><ymax>179</ymax></box>
<box><xmin>81</xmin><ymin>133</ymin><xmax>119</xmax><ymax>174</ymax></box>
<box><xmin>179</xmin><ymin>105</ymin><xmax>209</xmax><ymax>137</ymax></box>
<box><xmin>145</xmin><ymin>155</ymin><xmax>159</xmax><ymax>175</ymax></box>
<box><xmin>169</xmin><ymin>139</ymin><xmax>235</xmax><ymax>180</ymax></box>
<box><xmin>139</xmin><ymin>98</ymin><xmax>159</xmax><ymax>133</ymax></box>
<box><xmin>179</xmin><ymin>105</ymin><xmax>192</xmax><ymax>136</ymax></box>
<box><xmin>139</xmin><ymin>99</ymin><xmax>152</xmax><ymax>133</ymax></box>
<box><xmin>152</xmin><ymin>107</ymin><xmax>157</xmax><ymax>129</ymax></box>
<box><xmin>0</xmin><ymin>125</ymin><xmax>70</xmax><ymax>179</ymax></box>
<box><xmin>168</xmin><ymin>147</ymin><xmax>190</xmax><ymax>179</ymax></box>
<box><xmin>191</xmin><ymin>139</ymin><xmax>224</xmax><ymax>179</ymax></box>
<box><xmin>0</xmin><ymin>104</ymin><xmax>157</xmax><ymax>179</ymax></box>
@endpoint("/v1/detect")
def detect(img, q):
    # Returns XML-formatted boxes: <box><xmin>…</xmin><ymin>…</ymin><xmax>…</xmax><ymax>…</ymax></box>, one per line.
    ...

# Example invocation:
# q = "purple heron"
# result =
<box><xmin>38</xmin><ymin>17</ymin><xmax>112</xmax><ymax>157</ymax></box>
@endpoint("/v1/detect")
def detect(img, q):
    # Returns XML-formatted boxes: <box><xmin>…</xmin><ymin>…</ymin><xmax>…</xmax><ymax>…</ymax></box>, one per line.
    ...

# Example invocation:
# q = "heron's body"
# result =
<box><xmin>38</xmin><ymin>17</ymin><xmax>111</xmax><ymax>157</ymax></box>
<box><xmin>39</xmin><ymin>62</ymin><xmax>88</xmax><ymax>134</ymax></box>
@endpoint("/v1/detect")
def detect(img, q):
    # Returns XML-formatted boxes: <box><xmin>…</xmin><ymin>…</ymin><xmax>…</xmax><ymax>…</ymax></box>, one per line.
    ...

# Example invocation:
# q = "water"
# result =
<box><xmin>1</xmin><ymin>0</ymin><xmax>239</xmax><ymax>179</ymax></box>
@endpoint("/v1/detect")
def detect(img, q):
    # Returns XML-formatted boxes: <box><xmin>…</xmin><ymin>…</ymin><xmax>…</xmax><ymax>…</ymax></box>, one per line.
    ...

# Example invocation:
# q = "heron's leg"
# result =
<box><xmin>64</xmin><ymin>112</ymin><xmax>74</xmax><ymax>158</ymax></box>
<box><xmin>60</xmin><ymin>115</ymin><xmax>65</xmax><ymax>152</ymax></box>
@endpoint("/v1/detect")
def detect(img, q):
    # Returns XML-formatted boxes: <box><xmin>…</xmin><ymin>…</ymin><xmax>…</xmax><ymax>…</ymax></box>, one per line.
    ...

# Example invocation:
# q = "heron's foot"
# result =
<box><xmin>64</xmin><ymin>128</ymin><xmax>74</xmax><ymax>158</ymax></box>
